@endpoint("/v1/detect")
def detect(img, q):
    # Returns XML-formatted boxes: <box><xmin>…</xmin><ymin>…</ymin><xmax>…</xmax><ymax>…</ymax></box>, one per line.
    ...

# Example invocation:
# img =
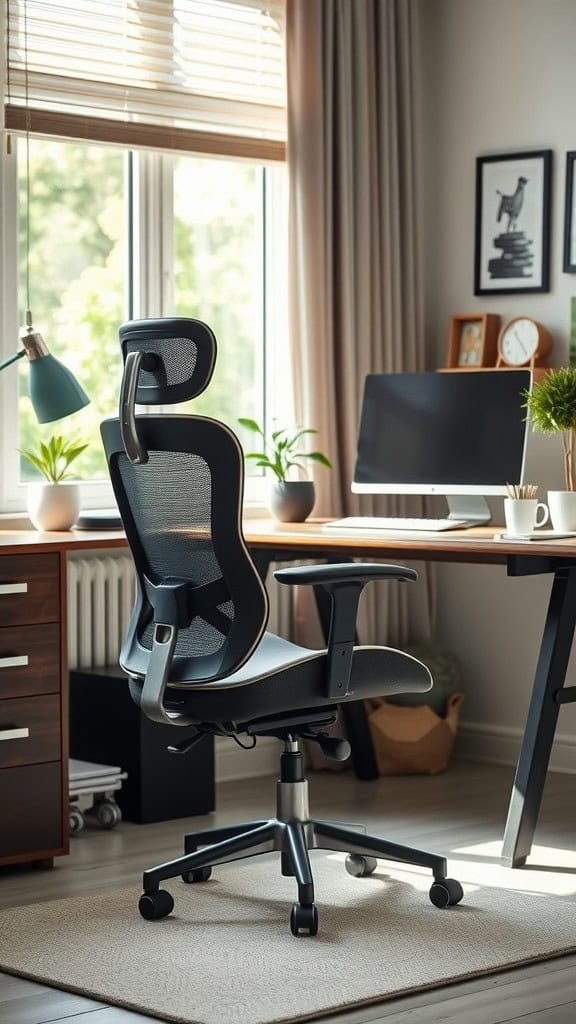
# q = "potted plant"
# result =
<box><xmin>523</xmin><ymin>368</ymin><xmax>576</xmax><ymax>531</ymax></box>
<box><xmin>238</xmin><ymin>418</ymin><xmax>331</xmax><ymax>522</ymax></box>
<box><xmin>20</xmin><ymin>434</ymin><xmax>88</xmax><ymax>531</ymax></box>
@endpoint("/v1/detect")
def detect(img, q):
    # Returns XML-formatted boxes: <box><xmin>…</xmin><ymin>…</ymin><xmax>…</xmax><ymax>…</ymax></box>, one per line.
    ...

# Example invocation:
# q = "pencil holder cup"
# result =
<box><xmin>504</xmin><ymin>498</ymin><xmax>548</xmax><ymax>536</ymax></box>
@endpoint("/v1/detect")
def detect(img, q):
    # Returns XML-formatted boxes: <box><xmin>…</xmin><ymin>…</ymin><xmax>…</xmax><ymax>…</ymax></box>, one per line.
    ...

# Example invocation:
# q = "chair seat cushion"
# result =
<box><xmin>127</xmin><ymin>633</ymin><xmax>432</xmax><ymax>729</ymax></box>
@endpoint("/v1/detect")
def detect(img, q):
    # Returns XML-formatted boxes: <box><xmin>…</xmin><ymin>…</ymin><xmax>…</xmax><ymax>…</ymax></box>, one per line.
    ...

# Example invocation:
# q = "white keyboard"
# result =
<box><xmin>322</xmin><ymin>516</ymin><xmax>470</xmax><ymax>533</ymax></box>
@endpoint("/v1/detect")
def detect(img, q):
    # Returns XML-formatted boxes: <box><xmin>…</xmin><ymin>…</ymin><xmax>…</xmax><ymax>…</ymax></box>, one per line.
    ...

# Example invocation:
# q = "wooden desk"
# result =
<box><xmin>2</xmin><ymin>522</ymin><xmax>576</xmax><ymax>869</ymax></box>
<box><xmin>243</xmin><ymin>520</ymin><xmax>576</xmax><ymax>868</ymax></box>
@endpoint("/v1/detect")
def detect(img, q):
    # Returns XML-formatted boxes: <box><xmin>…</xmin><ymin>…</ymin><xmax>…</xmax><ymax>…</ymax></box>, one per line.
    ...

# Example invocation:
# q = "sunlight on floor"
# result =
<box><xmin>326</xmin><ymin>844</ymin><xmax>576</xmax><ymax>899</ymax></box>
<box><xmin>449</xmin><ymin>841</ymin><xmax>576</xmax><ymax>897</ymax></box>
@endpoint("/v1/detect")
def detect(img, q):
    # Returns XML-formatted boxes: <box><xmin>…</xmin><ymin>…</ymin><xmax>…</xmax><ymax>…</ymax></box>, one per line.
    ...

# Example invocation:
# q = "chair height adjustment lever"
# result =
<box><xmin>300</xmin><ymin>730</ymin><xmax>351</xmax><ymax>762</ymax></box>
<box><xmin>167</xmin><ymin>731</ymin><xmax>205</xmax><ymax>755</ymax></box>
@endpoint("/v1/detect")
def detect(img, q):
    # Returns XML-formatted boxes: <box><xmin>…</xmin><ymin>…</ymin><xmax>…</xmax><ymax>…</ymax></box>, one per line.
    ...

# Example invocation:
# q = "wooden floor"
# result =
<box><xmin>1</xmin><ymin>759</ymin><xmax>576</xmax><ymax>1024</ymax></box>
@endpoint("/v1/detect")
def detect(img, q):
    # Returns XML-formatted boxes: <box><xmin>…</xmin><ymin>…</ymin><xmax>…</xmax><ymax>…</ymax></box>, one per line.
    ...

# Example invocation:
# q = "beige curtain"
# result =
<box><xmin>286</xmin><ymin>0</ymin><xmax>434</xmax><ymax>648</ymax></box>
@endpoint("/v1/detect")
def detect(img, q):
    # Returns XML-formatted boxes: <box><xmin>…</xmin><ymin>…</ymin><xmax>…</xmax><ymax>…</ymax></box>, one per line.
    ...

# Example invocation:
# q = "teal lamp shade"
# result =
<box><xmin>28</xmin><ymin>352</ymin><xmax>90</xmax><ymax>423</ymax></box>
<box><xmin>0</xmin><ymin>328</ymin><xmax>90</xmax><ymax>424</ymax></box>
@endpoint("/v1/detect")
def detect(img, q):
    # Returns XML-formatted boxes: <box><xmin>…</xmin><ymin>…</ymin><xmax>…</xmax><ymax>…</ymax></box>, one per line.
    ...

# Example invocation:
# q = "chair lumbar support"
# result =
<box><xmin>137</xmin><ymin>738</ymin><xmax>464</xmax><ymax>937</ymax></box>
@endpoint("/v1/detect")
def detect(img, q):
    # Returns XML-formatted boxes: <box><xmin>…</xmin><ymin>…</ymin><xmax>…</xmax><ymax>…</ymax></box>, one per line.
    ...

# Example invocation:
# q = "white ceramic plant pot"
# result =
<box><xmin>547</xmin><ymin>490</ymin><xmax>576</xmax><ymax>532</ymax></box>
<box><xmin>27</xmin><ymin>482</ymin><xmax>81</xmax><ymax>531</ymax></box>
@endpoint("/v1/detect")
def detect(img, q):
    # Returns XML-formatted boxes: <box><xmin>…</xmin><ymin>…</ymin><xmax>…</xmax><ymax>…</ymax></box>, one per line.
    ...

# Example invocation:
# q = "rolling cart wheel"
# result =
<box><xmin>69</xmin><ymin>806</ymin><xmax>85</xmax><ymax>834</ymax></box>
<box><xmin>95</xmin><ymin>800</ymin><xmax>122</xmax><ymax>830</ymax></box>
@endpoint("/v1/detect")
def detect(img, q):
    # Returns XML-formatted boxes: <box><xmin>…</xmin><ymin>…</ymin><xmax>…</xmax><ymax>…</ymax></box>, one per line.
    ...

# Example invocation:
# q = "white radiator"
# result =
<box><xmin>67</xmin><ymin>554</ymin><xmax>136</xmax><ymax>670</ymax></box>
<box><xmin>66</xmin><ymin>554</ymin><xmax>291</xmax><ymax>672</ymax></box>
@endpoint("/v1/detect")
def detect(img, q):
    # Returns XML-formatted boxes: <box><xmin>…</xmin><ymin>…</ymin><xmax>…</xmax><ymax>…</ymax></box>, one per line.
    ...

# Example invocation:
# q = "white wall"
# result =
<box><xmin>419</xmin><ymin>0</ymin><xmax>576</xmax><ymax>769</ymax></box>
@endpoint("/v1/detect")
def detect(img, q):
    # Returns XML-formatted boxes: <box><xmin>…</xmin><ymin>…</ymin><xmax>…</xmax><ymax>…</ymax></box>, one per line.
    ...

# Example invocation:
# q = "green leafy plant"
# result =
<box><xmin>524</xmin><ymin>368</ymin><xmax>576</xmax><ymax>491</ymax></box>
<box><xmin>238</xmin><ymin>418</ymin><xmax>332</xmax><ymax>482</ymax></box>
<box><xmin>20</xmin><ymin>434</ymin><xmax>89</xmax><ymax>484</ymax></box>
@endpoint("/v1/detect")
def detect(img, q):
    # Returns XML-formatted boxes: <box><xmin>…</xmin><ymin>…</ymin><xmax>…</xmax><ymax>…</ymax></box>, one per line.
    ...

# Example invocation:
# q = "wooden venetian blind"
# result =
<box><xmin>5</xmin><ymin>0</ymin><xmax>286</xmax><ymax>160</ymax></box>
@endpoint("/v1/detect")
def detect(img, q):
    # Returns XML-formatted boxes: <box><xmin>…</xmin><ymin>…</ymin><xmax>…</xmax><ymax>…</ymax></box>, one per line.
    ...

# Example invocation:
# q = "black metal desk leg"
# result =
<box><xmin>502</xmin><ymin>567</ymin><xmax>576</xmax><ymax>867</ymax></box>
<box><xmin>313</xmin><ymin>583</ymin><xmax>379</xmax><ymax>781</ymax></box>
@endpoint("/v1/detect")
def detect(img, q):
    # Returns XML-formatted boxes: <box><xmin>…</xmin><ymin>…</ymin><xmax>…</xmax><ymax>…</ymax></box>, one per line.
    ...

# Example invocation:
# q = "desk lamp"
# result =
<box><xmin>0</xmin><ymin>315</ymin><xmax>90</xmax><ymax>423</ymax></box>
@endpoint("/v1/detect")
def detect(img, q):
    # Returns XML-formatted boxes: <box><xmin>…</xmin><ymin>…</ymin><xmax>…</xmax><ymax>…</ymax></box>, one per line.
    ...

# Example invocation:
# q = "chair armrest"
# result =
<box><xmin>274</xmin><ymin>562</ymin><xmax>418</xmax><ymax>700</ymax></box>
<box><xmin>274</xmin><ymin>563</ymin><xmax>417</xmax><ymax>586</ymax></box>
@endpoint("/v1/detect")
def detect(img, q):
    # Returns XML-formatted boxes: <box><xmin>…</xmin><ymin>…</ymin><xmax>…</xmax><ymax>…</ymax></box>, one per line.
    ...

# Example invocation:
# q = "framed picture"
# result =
<box><xmin>563</xmin><ymin>151</ymin><xmax>576</xmax><ymax>273</ymax></box>
<box><xmin>474</xmin><ymin>150</ymin><xmax>552</xmax><ymax>295</ymax></box>
<box><xmin>445</xmin><ymin>313</ymin><xmax>500</xmax><ymax>369</ymax></box>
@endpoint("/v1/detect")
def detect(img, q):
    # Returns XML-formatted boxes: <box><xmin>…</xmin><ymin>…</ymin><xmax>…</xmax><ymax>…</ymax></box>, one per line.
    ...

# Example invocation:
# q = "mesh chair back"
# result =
<box><xmin>101</xmin><ymin>320</ymin><xmax>268</xmax><ymax>685</ymax></box>
<box><xmin>119</xmin><ymin>317</ymin><xmax>217</xmax><ymax>405</ymax></box>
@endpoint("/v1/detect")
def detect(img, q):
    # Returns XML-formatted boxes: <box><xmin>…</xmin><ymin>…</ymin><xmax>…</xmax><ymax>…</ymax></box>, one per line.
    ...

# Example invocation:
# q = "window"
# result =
<box><xmin>1</xmin><ymin>0</ymin><xmax>288</xmax><ymax>512</ymax></box>
<box><xmin>16</xmin><ymin>137</ymin><xmax>127</xmax><ymax>484</ymax></box>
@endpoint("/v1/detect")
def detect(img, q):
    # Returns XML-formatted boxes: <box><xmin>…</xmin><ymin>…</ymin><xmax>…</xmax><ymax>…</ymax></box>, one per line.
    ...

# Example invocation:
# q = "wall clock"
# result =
<box><xmin>496</xmin><ymin>317</ymin><xmax>553</xmax><ymax>369</ymax></box>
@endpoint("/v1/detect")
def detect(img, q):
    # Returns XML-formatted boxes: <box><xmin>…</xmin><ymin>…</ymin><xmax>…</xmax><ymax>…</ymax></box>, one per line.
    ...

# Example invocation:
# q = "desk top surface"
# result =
<box><xmin>241</xmin><ymin>520</ymin><xmax>576</xmax><ymax>565</ymax></box>
<box><xmin>2</xmin><ymin>519</ymin><xmax>576</xmax><ymax>564</ymax></box>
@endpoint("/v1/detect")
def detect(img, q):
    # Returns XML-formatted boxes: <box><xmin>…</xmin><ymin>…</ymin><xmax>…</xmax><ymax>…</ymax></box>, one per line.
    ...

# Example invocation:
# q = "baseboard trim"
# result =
<box><xmin>455</xmin><ymin>719</ymin><xmax>576</xmax><ymax>775</ymax></box>
<box><xmin>215</xmin><ymin>736</ymin><xmax>280</xmax><ymax>783</ymax></box>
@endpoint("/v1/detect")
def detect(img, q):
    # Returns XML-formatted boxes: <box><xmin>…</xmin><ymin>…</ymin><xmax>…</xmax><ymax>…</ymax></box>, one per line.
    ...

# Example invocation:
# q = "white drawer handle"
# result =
<box><xmin>0</xmin><ymin>727</ymin><xmax>30</xmax><ymax>741</ymax></box>
<box><xmin>0</xmin><ymin>583</ymin><xmax>28</xmax><ymax>595</ymax></box>
<box><xmin>0</xmin><ymin>656</ymin><xmax>29</xmax><ymax>670</ymax></box>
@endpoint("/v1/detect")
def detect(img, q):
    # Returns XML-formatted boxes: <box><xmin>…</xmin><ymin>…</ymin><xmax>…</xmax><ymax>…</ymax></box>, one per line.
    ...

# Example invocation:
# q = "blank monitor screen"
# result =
<box><xmin>352</xmin><ymin>370</ymin><xmax>530</xmax><ymax>496</ymax></box>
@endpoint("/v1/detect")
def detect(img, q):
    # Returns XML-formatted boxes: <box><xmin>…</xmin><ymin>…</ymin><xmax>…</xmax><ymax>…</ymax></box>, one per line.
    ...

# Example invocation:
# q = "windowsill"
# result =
<box><xmin>0</xmin><ymin>504</ymin><xmax>269</xmax><ymax>533</ymax></box>
<box><xmin>242</xmin><ymin>501</ymin><xmax>269</xmax><ymax>520</ymax></box>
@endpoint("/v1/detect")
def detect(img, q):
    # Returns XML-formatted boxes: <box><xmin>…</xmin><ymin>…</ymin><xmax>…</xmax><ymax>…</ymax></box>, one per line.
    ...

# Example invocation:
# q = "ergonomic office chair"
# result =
<box><xmin>101</xmin><ymin>317</ymin><xmax>463</xmax><ymax>937</ymax></box>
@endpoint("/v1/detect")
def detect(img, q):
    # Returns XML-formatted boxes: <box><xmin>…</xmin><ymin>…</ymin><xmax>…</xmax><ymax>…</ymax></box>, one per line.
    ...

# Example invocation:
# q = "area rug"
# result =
<box><xmin>0</xmin><ymin>853</ymin><xmax>575</xmax><ymax>1024</ymax></box>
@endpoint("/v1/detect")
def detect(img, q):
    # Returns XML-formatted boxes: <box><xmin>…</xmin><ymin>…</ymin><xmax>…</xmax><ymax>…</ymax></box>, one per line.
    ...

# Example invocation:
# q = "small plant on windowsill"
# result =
<box><xmin>20</xmin><ymin>434</ymin><xmax>88</xmax><ymax>532</ymax></box>
<box><xmin>238</xmin><ymin>418</ymin><xmax>332</xmax><ymax>522</ymax></box>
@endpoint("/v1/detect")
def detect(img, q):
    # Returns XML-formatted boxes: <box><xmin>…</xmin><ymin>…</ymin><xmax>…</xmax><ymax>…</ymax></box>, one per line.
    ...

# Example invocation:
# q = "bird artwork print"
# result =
<box><xmin>496</xmin><ymin>176</ymin><xmax>528</xmax><ymax>232</ymax></box>
<box><xmin>487</xmin><ymin>173</ymin><xmax>533</xmax><ymax>281</ymax></box>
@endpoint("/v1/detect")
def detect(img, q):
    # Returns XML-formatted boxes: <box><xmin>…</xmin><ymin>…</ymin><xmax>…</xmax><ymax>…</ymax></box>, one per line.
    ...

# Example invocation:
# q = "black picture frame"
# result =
<box><xmin>474</xmin><ymin>149</ymin><xmax>552</xmax><ymax>296</ymax></box>
<box><xmin>563</xmin><ymin>151</ymin><xmax>576</xmax><ymax>273</ymax></box>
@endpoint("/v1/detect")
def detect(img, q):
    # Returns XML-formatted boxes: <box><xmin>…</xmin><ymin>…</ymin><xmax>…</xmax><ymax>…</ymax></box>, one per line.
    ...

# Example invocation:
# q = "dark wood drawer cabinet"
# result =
<box><xmin>0</xmin><ymin>548</ymin><xmax>68</xmax><ymax>869</ymax></box>
<box><xmin>0</xmin><ymin>553</ymin><xmax>60</xmax><ymax>627</ymax></box>
<box><xmin>0</xmin><ymin>623</ymin><xmax>60</xmax><ymax>698</ymax></box>
<box><xmin>0</xmin><ymin>763</ymin><xmax>63</xmax><ymax>861</ymax></box>
<box><xmin>0</xmin><ymin>694</ymin><xmax>61</xmax><ymax>769</ymax></box>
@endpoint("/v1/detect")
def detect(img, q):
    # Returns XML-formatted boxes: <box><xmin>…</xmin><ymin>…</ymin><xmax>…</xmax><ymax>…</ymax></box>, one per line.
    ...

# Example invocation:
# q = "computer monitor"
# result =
<box><xmin>352</xmin><ymin>370</ymin><xmax>531</xmax><ymax>524</ymax></box>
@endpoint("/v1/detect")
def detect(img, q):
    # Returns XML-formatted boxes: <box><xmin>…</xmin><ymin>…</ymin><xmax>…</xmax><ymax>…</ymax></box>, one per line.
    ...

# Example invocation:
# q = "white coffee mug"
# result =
<box><xmin>504</xmin><ymin>498</ymin><xmax>549</xmax><ymax>536</ymax></box>
<box><xmin>547</xmin><ymin>491</ymin><xmax>576</xmax><ymax>532</ymax></box>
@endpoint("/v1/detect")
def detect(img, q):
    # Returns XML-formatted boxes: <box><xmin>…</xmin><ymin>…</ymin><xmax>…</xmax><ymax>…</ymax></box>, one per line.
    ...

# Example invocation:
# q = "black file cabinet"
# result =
<box><xmin>69</xmin><ymin>664</ymin><xmax>214</xmax><ymax>823</ymax></box>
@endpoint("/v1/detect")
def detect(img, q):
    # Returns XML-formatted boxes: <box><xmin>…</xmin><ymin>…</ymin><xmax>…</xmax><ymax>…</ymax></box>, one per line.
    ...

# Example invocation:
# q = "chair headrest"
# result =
<box><xmin>119</xmin><ymin>318</ymin><xmax>217</xmax><ymax>405</ymax></box>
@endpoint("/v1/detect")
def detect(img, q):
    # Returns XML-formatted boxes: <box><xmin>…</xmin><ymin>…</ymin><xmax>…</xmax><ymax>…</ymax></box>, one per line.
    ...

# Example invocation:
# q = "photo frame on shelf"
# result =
<box><xmin>563</xmin><ymin>151</ymin><xmax>576</xmax><ymax>273</ymax></box>
<box><xmin>445</xmin><ymin>313</ymin><xmax>501</xmax><ymax>369</ymax></box>
<box><xmin>474</xmin><ymin>150</ymin><xmax>552</xmax><ymax>296</ymax></box>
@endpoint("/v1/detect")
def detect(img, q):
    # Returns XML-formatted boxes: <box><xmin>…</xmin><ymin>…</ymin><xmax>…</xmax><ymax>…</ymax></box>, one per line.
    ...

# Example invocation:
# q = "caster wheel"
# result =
<box><xmin>182</xmin><ymin>866</ymin><xmax>212</xmax><ymax>884</ymax></box>
<box><xmin>69</xmin><ymin>807</ymin><xmax>85</xmax><ymax>834</ymax></box>
<box><xmin>96</xmin><ymin>801</ymin><xmax>122</xmax><ymax>830</ymax></box>
<box><xmin>429</xmin><ymin>877</ymin><xmax>464</xmax><ymax>908</ymax></box>
<box><xmin>138</xmin><ymin>889</ymin><xmax>174</xmax><ymax>921</ymax></box>
<box><xmin>290</xmin><ymin>902</ymin><xmax>318</xmax><ymax>937</ymax></box>
<box><xmin>345</xmin><ymin>854</ymin><xmax>377</xmax><ymax>878</ymax></box>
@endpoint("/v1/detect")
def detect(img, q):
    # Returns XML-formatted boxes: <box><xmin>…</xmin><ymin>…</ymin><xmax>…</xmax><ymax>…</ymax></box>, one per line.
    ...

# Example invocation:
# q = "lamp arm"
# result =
<box><xmin>0</xmin><ymin>349</ymin><xmax>27</xmax><ymax>372</ymax></box>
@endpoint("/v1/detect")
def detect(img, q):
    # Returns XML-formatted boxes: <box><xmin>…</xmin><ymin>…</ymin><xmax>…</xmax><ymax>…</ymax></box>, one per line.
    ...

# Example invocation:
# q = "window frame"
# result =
<box><xmin>0</xmin><ymin>139</ymin><xmax>290</xmax><ymax>514</ymax></box>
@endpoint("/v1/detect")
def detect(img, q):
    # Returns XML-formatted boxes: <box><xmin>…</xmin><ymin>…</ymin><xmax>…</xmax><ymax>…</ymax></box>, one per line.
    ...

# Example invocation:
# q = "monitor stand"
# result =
<box><xmin>446</xmin><ymin>495</ymin><xmax>491</xmax><ymax>527</ymax></box>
